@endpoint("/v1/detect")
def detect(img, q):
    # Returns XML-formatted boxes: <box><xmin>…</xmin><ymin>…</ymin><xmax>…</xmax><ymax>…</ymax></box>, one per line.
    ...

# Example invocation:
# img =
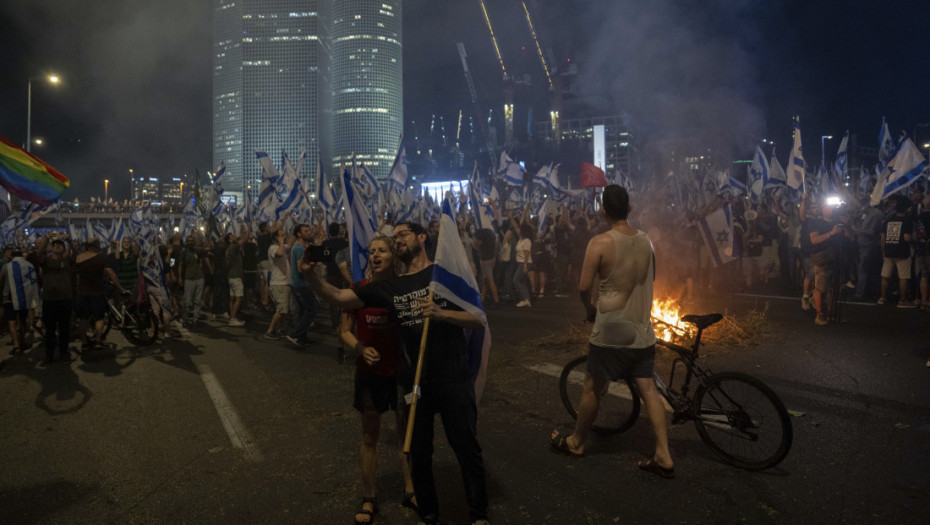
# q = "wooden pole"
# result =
<box><xmin>403</xmin><ymin>288</ymin><xmax>434</xmax><ymax>453</ymax></box>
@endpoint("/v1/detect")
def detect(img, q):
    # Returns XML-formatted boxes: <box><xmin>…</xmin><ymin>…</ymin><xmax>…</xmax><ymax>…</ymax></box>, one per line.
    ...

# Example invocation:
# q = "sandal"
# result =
<box><xmin>401</xmin><ymin>491</ymin><xmax>418</xmax><ymax>511</ymax></box>
<box><xmin>548</xmin><ymin>428</ymin><xmax>583</xmax><ymax>457</ymax></box>
<box><xmin>354</xmin><ymin>497</ymin><xmax>378</xmax><ymax>525</ymax></box>
<box><xmin>637</xmin><ymin>458</ymin><xmax>675</xmax><ymax>479</ymax></box>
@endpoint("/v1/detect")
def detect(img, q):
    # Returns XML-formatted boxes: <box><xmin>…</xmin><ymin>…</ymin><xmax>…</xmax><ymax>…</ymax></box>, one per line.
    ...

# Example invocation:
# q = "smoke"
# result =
<box><xmin>1</xmin><ymin>0</ymin><xmax>212</xmax><ymax>199</ymax></box>
<box><xmin>573</xmin><ymin>0</ymin><xmax>766</xmax><ymax>166</ymax></box>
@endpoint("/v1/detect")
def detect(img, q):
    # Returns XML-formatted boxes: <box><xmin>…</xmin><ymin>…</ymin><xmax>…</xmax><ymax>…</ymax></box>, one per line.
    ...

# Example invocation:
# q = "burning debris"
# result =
<box><xmin>650</xmin><ymin>298</ymin><xmax>769</xmax><ymax>348</ymax></box>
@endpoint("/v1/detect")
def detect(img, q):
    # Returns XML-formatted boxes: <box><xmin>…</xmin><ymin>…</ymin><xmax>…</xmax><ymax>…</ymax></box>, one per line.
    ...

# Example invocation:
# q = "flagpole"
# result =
<box><xmin>403</xmin><ymin>288</ymin><xmax>434</xmax><ymax>454</ymax></box>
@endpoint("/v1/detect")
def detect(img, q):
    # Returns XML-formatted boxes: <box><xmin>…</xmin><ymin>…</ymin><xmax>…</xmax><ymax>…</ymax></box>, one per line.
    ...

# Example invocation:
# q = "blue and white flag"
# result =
<box><xmin>878</xmin><ymin>118</ymin><xmax>898</xmax><ymax>174</ymax></box>
<box><xmin>316</xmin><ymin>160</ymin><xmax>336</xmax><ymax>213</ymax></box>
<box><xmin>355</xmin><ymin>164</ymin><xmax>381</xmax><ymax>202</ymax></box>
<box><xmin>211</xmin><ymin>161</ymin><xmax>227</xmax><ymax>216</ymax></box>
<box><xmin>469</xmin><ymin>181</ymin><xmax>496</xmax><ymax>232</ymax></box>
<box><xmin>533</xmin><ymin>163</ymin><xmax>552</xmax><ymax>186</ymax></box>
<box><xmin>276</xmin><ymin>151</ymin><xmax>306</xmax><ymax>219</ymax></box>
<box><xmin>834</xmin><ymin>131</ymin><xmax>849</xmax><ymax>181</ymax></box>
<box><xmin>698</xmin><ymin>204</ymin><xmax>735</xmax><ymax>267</ymax></box>
<box><xmin>431</xmin><ymin>199</ymin><xmax>491</xmax><ymax>401</ymax></box>
<box><xmin>749</xmin><ymin>145</ymin><xmax>770</xmax><ymax>198</ymax></box>
<box><xmin>256</xmin><ymin>151</ymin><xmax>281</xmax><ymax>219</ymax></box>
<box><xmin>0</xmin><ymin>201</ymin><xmax>48</xmax><ymax>247</ymax></box>
<box><xmin>342</xmin><ymin>169</ymin><xmax>378</xmax><ymax>282</ymax></box>
<box><xmin>498</xmin><ymin>151</ymin><xmax>524</xmax><ymax>186</ymax></box>
<box><xmin>871</xmin><ymin>137</ymin><xmax>928</xmax><ymax>206</ymax></box>
<box><xmin>110</xmin><ymin>217</ymin><xmax>126</xmax><ymax>242</ymax></box>
<box><xmin>388</xmin><ymin>137</ymin><xmax>409</xmax><ymax>188</ymax></box>
<box><xmin>5</xmin><ymin>257</ymin><xmax>38</xmax><ymax>310</ymax></box>
<box><xmin>768</xmin><ymin>150</ymin><xmax>787</xmax><ymax>188</ymax></box>
<box><xmin>537</xmin><ymin>199</ymin><xmax>552</xmax><ymax>235</ymax></box>
<box><xmin>786</xmin><ymin>116</ymin><xmax>806</xmax><ymax>191</ymax></box>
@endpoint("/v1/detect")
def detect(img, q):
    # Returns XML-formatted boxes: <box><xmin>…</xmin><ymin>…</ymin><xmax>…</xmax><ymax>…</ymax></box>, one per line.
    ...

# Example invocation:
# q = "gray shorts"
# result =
<box><xmin>587</xmin><ymin>343</ymin><xmax>656</xmax><ymax>380</ymax></box>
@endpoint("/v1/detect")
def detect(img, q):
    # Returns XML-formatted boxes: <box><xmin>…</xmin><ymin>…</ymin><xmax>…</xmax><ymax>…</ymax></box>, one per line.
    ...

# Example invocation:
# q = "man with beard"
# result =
<box><xmin>300</xmin><ymin>222</ymin><xmax>489</xmax><ymax>525</ymax></box>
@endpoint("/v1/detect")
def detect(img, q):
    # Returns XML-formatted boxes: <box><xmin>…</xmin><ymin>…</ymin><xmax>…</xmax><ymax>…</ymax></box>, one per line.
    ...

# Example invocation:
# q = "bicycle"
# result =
<box><xmin>560</xmin><ymin>313</ymin><xmax>793</xmax><ymax>471</ymax></box>
<box><xmin>100</xmin><ymin>290</ymin><xmax>159</xmax><ymax>346</ymax></box>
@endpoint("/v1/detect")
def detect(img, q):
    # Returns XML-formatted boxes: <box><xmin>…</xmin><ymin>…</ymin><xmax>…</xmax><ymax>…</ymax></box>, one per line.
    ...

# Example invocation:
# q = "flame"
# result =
<box><xmin>651</xmin><ymin>298</ymin><xmax>696</xmax><ymax>342</ymax></box>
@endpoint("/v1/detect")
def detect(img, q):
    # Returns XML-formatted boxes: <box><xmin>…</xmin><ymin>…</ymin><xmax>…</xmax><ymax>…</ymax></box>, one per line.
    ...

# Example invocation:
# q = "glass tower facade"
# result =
<box><xmin>213</xmin><ymin>0</ymin><xmax>329</xmax><ymax>193</ymax></box>
<box><xmin>330</xmin><ymin>1</ymin><xmax>403</xmax><ymax>182</ymax></box>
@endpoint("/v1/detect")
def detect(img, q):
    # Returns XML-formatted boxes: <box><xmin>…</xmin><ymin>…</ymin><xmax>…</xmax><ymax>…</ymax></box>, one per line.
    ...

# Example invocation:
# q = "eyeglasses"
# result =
<box><xmin>392</xmin><ymin>230</ymin><xmax>413</xmax><ymax>241</ymax></box>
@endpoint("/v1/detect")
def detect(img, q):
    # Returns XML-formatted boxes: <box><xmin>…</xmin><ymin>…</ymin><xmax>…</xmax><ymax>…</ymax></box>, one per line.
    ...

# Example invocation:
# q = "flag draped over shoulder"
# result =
<box><xmin>698</xmin><ymin>204</ymin><xmax>735</xmax><ymax>267</ymax></box>
<box><xmin>580</xmin><ymin>162</ymin><xmax>608</xmax><ymax>188</ymax></box>
<box><xmin>342</xmin><ymin>169</ymin><xmax>378</xmax><ymax>282</ymax></box>
<box><xmin>5</xmin><ymin>258</ymin><xmax>38</xmax><ymax>311</ymax></box>
<box><xmin>0</xmin><ymin>136</ymin><xmax>69</xmax><ymax>206</ymax></box>
<box><xmin>871</xmin><ymin>137</ymin><xmax>928</xmax><ymax>206</ymax></box>
<box><xmin>786</xmin><ymin>117</ymin><xmax>806</xmax><ymax>191</ymax></box>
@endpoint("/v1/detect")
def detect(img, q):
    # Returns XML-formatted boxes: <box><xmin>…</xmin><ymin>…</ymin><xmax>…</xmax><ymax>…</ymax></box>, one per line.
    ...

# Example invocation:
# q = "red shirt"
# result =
<box><xmin>349</xmin><ymin>280</ymin><xmax>402</xmax><ymax>377</ymax></box>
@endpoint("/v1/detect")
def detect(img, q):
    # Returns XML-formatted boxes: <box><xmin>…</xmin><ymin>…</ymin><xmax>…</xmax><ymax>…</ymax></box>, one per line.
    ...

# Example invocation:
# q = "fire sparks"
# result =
<box><xmin>651</xmin><ymin>298</ymin><xmax>696</xmax><ymax>342</ymax></box>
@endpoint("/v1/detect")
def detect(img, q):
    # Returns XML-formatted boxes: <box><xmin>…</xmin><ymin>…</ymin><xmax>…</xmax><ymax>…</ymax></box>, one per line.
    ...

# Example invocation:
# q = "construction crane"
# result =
<box><xmin>520</xmin><ymin>0</ymin><xmax>569</xmax><ymax>150</ymax></box>
<box><xmin>478</xmin><ymin>0</ymin><xmax>516</xmax><ymax>147</ymax></box>
<box><xmin>457</xmin><ymin>42</ymin><xmax>499</xmax><ymax>169</ymax></box>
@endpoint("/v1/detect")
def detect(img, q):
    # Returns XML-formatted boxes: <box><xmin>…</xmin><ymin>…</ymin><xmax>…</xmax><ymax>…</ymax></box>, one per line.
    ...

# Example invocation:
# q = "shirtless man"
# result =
<box><xmin>548</xmin><ymin>185</ymin><xmax>675</xmax><ymax>478</ymax></box>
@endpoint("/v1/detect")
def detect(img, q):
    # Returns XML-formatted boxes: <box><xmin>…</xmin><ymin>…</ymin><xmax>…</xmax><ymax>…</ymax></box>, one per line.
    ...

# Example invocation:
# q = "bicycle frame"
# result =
<box><xmin>653</xmin><ymin>329</ymin><xmax>715</xmax><ymax>421</ymax></box>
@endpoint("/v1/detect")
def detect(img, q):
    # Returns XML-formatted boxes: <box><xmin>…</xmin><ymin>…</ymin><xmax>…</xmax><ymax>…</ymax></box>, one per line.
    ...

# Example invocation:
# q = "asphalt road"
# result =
<box><xmin>1</xmin><ymin>291</ymin><xmax>928</xmax><ymax>524</ymax></box>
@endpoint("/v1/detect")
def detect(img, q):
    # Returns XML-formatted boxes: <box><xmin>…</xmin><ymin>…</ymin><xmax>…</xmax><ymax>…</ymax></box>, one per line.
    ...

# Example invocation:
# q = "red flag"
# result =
<box><xmin>580</xmin><ymin>162</ymin><xmax>608</xmax><ymax>188</ymax></box>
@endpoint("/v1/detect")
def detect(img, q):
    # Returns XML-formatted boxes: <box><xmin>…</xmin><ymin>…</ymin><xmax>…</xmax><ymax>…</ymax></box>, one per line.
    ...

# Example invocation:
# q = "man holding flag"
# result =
<box><xmin>301</xmin><ymin>218</ymin><xmax>490</xmax><ymax>525</ymax></box>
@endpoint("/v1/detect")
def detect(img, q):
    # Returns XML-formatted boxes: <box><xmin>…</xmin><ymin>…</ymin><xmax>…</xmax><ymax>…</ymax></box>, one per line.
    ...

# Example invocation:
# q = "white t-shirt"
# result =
<box><xmin>267</xmin><ymin>244</ymin><xmax>290</xmax><ymax>286</ymax></box>
<box><xmin>515</xmin><ymin>238</ymin><xmax>533</xmax><ymax>263</ymax></box>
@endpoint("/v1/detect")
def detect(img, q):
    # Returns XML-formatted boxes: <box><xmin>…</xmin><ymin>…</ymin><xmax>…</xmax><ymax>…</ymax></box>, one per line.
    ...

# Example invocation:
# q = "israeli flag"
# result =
<box><xmin>316</xmin><ymin>160</ymin><xmax>336</xmax><ymax>212</ymax></box>
<box><xmin>431</xmin><ymin>199</ymin><xmax>491</xmax><ymax>401</ymax></box>
<box><xmin>0</xmin><ymin>201</ymin><xmax>46</xmax><ymax>246</ymax></box>
<box><xmin>698</xmin><ymin>204</ymin><xmax>735</xmax><ymax>267</ymax></box>
<box><xmin>537</xmin><ymin>199</ymin><xmax>552</xmax><ymax>235</ymax></box>
<box><xmin>498</xmin><ymin>151</ymin><xmax>524</xmax><ymax>186</ymax></box>
<box><xmin>871</xmin><ymin>137</ymin><xmax>928</xmax><ymax>206</ymax></box>
<box><xmin>6</xmin><ymin>258</ymin><xmax>38</xmax><ymax>311</ymax></box>
<box><xmin>768</xmin><ymin>151</ymin><xmax>787</xmax><ymax>188</ymax></box>
<box><xmin>834</xmin><ymin>132</ymin><xmax>849</xmax><ymax>181</ymax></box>
<box><xmin>276</xmin><ymin>151</ymin><xmax>306</xmax><ymax>219</ymax></box>
<box><xmin>342</xmin><ymin>169</ymin><xmax>378</xmax><ymax>282</ymax></box>
<box><xmin>878</xmin><ymin>119</ymin><xmax>898</xmax><ymax>174</ymax></box>
<box><xmin>533</xmin><ymin>163</ymin><xmax>552</xmax><ymax>186</ymax></box>
<box><xmin>786</xmin><ymin>116</ymin><xmax>806</xmax><ymax>191</ymax></box>
<box><xmin>110</xmin><ymin>217</ymin><xmax>125</xmax><ymax>242</ymax></box>
<box><xmin>389</xmin><ymin>137</ymin><xmax>409</xmax><ymax>188</ymax></box>
<box><xmin>431</xmin><ymin>198</ymin><xmax>486</xmax><ymax>323</ymax></box>
<box><xmin>749</xmin><ymin>145</ymin><xmax>770</xmax><ymax>197</ymax></box>
<box><xmin>257</xmin><ymin>151</ymin><xmax>281</xmax><ymax>219</ymax></box>
<box><xmin>211</xmin><ymin>161</ymin><xmax>227</xmax><ymax>216</ymax></box>
<box><xmin>470</xmin><ymin>181</ymin><xmax>496</xmax><ymax>232</ymax></box>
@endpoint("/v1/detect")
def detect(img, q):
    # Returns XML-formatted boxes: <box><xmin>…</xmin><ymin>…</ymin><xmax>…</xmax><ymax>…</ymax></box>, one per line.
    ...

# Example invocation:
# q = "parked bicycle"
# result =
<box><xmin>560</xmin><ymin>313</ymin><xmax>792</xmax><ymax>470</ymax></box>
<box><xmin>100</xmin><ymin>290</ymin><xmax>159</xmax><ymax>346</ymax></box>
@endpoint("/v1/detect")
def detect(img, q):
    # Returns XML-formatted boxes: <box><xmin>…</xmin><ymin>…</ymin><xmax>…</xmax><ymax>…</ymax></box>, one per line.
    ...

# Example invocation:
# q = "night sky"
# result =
<box><xmin>2</xmin><ymin>0</ymin><xmax>928</xmax><ymax>200</ymax></box>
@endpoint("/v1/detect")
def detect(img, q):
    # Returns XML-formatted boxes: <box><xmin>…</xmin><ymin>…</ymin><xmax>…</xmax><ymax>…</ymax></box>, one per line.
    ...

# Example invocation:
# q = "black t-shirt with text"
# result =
<box><xmin>882</xmin><ymin>214</ymin><xmax>912</xmax><ymax>259</ymax></box>
<box><xmin>354</xmin><ymin>265</ymin><xmax>468</xmax><ymax>387</ymax></box>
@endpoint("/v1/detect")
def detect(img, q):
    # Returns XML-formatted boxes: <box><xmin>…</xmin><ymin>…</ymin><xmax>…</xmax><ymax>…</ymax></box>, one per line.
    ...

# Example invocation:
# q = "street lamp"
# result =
<box><xmin>821</xmin><ymin>135</ymin><xmax>833</xmax><ymax>169</ymax></box>
<box><xmin>104</xmin><ymin>179</ymin><xmax>109</xmax><ymax>202</ymax></box>
<box><xmin>26</xmin><ymin>74</ymin><xmax>61</xmax><ymax>152</ymax></box>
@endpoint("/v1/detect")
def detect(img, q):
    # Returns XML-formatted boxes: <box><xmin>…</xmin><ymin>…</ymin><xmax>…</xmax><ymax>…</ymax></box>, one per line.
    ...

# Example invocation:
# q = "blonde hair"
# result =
<box><xmin>365</xmin><ymin>234</ymin><xmax>397</xmax><ymax>281</ymax></box>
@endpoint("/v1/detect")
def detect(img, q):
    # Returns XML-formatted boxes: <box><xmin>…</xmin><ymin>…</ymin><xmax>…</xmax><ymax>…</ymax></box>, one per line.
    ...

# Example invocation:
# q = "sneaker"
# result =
<box><xmin>801</xmin><ymin>296</ymin><xmax>811</xmax><ymax>311</ymax></box>
<box><xmin>263</xmin><ymin>332</ymin><xmax>280</xmax><ymax>340</ymax></box>
<box><xmin>897</xmin><ymin>300</ymin><xmax>918</xmax><ymax>309</ymax></box>
<box><xmin>877</xmin><ymin>298</ymin><xmax>886</xmax><ymax>305</ymax></box>
<box><xmin>228</xmin><ymin>318</ymin><xmax>246</xmax><ymax>327</ymax></box>
<box><xmin>285</xmin><ymin>335</ymin><xmax>303</xmax><ymax>348</ymax></box>
<box><xmin>516</xmin><ymin>300</ymin><xmax>531</xmax><ymax>307</ymax></box>
<box><xmin>845</xmin><ymin>281</ymin><xmax>856</xmax><ymax>289</ymax></box>
<box><xmin>814</xmin><ymin>314</ymin><xmax>828</xmax><ymax>326</ymax></box>
<box><xmin>220</xmin><ymin>312</ymin><xmax>230</xmax><ymax>320</ymax></box>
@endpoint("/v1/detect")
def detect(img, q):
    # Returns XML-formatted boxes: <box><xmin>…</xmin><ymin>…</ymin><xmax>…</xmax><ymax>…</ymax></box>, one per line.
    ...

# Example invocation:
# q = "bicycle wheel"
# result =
<box><xmin>122</xmin><ymin>304</ymin><xmax>159</xmax><ymax>346</ymax></box>
<box><xmin>693</xmin><ymin>371</ymin><xmax>793</xmax><ymax>470</ymax></box>
<box><xmin>559</xmin><ymin>356</ymin><xmax>641</xmax><ymax>436</ymax></box>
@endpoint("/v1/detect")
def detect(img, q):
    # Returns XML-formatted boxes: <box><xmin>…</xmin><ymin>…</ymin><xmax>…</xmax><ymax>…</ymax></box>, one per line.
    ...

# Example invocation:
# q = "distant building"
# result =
<box><xmin>132</xmin><ymin>176</ymin><xmax>161</xmax><ymax>202</ymax></box>
<box><xmin>534</xmin><ymin>114</ymin><xmax>640</xmax><ymax>180</ymax></box>
<box><xmin>160</xmin><ymin>177</ymin><xmax>184</xmax><ymax>204</ymax></box>
<box><xmin>213</xmin><ymin>0</ymin><xmax>330</xmax><ymax>193</ymax></box>
<box><xmin>329</xmin><ymin>0</ymin><xmax>403</xmax><ymax>182</ymax></box>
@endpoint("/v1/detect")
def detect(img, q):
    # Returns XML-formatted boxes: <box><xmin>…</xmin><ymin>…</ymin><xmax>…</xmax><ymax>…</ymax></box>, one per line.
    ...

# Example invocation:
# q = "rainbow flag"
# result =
<box><xmin>0</xmin><ymin>136</ymin><xmax>69</xmax><ymax>206</ymax></box>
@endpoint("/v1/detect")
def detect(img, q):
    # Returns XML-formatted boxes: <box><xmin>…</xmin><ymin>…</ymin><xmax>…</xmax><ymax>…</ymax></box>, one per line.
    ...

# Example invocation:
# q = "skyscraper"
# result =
<box><xmin>213</xmin><ymin>0</ymin><xmax>329</xmax><ymax>194</ymax></box>
<box><xmin>330</xmin><ymin>0</ymin><xmax>403</xmax><ymax>182</ymax></box>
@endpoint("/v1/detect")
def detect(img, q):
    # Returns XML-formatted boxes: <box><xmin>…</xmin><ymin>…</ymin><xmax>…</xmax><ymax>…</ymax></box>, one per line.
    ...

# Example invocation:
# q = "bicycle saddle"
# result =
<box><xmin>681</xmin><ymin>313</ymin><xmax>723</xmax><ymax>330</ymax></box>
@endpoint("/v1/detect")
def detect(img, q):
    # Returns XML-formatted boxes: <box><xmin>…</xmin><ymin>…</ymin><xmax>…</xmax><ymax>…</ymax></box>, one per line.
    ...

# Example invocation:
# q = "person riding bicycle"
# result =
<box><xmin>549</xmin><ymin>185</ymin><xmax>675</xmax><ymax>479</ymax></box>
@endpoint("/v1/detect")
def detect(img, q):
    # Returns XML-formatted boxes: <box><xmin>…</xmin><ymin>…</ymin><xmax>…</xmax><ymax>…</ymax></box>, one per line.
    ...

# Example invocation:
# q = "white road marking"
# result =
<box><xmin>196</xmin><ymin>364</ymin><xmax>262</xmax><ymax>462</ymax></box>
<box><xmin>526</xmin><ymin>362</ymin><xmax>673</xmax><ymax>412</ymax></box>
<box><xmin>733</xmin><ymin>293</ymin><xmax>876</xmax><ymax>306</ymax></box>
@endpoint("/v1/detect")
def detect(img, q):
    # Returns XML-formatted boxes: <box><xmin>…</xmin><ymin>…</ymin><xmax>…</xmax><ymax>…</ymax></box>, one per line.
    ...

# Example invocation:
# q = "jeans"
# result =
<box><xmin>42</xmin><ymin>299</ymin><xmax>72</xmax><ymax>361</ymax></box>
<box><xmin>409</xmin><ymin>380</ymin><xmax>488</xmax><ymax>522</ymax></box>
<box><xmin>183</xmin><ymin>278</ymin><xmax>204</xmax><ymax>321</ymax></box>
<box><xmin>290</xmin><ymin>286</ymin><xmax>319</xmax><ymax>343</ymax></box>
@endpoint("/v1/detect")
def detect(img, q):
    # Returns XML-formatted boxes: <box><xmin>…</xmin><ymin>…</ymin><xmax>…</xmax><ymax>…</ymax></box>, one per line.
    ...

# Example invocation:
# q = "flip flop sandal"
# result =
<box><xmin>354</xmin><ymin>497</ymin><xmax>378</xmax><ymax>525</ymax></box>
<box><xmin>638</xmin><ymin>458</ymin><xmax>675</xmax><ymax>479</ymax></box>
<box><xmin>549</xmin><ymin>429</ymin><xmax>583</xmax><ymax>457</ymax></box>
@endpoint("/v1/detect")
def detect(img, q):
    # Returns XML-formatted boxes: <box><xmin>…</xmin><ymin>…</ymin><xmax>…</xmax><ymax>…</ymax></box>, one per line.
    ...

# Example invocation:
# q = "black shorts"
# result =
<box><xmin>76</xmin><ymin>295</ymin><xmax>108</xmax><ymax>320</ymax></box>
<box><xmin>354</xmin><ymin>373</ymin><xmax>398</xmax><ymax>414</ymax></box>
<box><xmin>587</xmin><ymin>343</ymin><xmax>656</xmax><ymax>380</ymax></box>
<box><xmin>2</xmin><ymin>303</ymin><xmax>28</xmax><ymax>322</ymax></box>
